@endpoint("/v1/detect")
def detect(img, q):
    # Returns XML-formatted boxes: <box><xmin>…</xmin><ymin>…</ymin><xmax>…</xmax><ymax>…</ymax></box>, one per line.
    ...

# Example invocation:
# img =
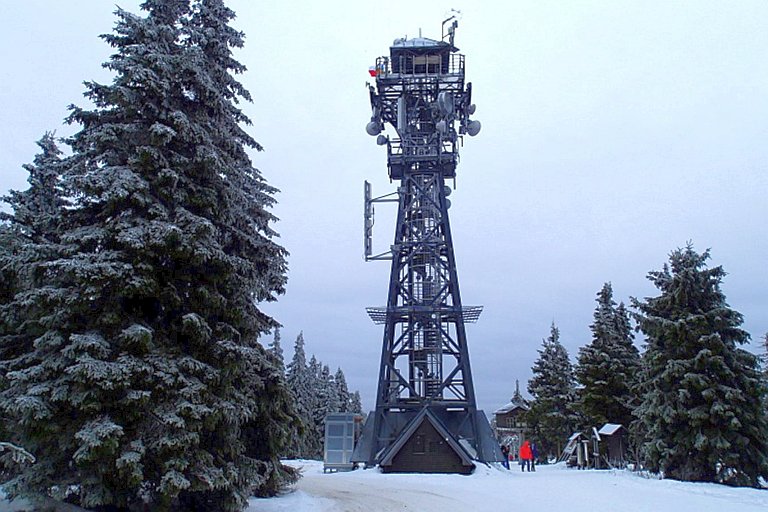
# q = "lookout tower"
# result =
<box><xmin>353</xmin><ymin>18</ymin><xmax>502</xmax><ymax>472</ymax></box>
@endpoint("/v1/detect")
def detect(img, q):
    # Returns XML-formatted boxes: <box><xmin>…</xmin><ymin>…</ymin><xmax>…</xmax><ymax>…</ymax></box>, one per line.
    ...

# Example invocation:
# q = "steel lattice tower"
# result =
<box><xmin>353</xmin><ymin>20</ymin><xmax>502</xmax><ymax>472</ymax></box>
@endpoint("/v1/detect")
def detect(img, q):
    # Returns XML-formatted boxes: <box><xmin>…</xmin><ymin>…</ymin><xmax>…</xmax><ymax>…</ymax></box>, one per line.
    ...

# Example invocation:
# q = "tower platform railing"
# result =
<box><xmin>374</xmin><ymin>53</ymin><xmax>465</xmax><ymax>78</ymax></box>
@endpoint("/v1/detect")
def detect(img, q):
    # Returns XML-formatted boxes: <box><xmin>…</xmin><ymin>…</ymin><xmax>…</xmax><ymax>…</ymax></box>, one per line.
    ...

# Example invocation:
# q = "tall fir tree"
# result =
<box><xmin>632</xmin><ymin>244</ymin><xmax>768</xmax><ymax>487</ymax></box>
<box><xmin>305</xmin><ymin>356</ymin><xmax>324</xmax><ymax>458</ymax></box>
<box><xmin>575</xmin><ymin>283</ymin><xmax>640</xmax><ymax>430</ymax></box>
<box><xmin>285</xmin><ymin>332</ymin><xmax>314</xmax><ymax>458</ymax></box>
<box><xmin>286</xmin><ymin>332</ymin><xmax>307</xmax><ymax>391</ymax></box>
<box><xmin>0</xmin><ymin>2</ymin><xmax>296</xmax><ymax>510</ymax></box>
<box><xmin>527</xmin><ymin>322</ymin><xmax>578</xmax><ymax>460</ymax></box>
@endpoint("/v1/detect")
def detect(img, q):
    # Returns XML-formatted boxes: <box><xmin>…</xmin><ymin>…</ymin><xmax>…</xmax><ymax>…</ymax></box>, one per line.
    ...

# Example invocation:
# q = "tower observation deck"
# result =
<box><xmin>353</xmin><ymin>19</ymin><xmax>503</xmax><ymax>473</ymax></box>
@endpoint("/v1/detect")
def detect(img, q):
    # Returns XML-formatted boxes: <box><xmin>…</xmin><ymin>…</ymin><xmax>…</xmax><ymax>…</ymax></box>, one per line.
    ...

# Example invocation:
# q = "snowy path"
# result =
<box><xmin>248</xmin><ymin>460</ymin><xmax>768</xmax><ymax>512</ymax></box>
<box><xmin>4</xmin><ymin>461</ymin><xmax>767</xmax><ymax>511</ymax></box>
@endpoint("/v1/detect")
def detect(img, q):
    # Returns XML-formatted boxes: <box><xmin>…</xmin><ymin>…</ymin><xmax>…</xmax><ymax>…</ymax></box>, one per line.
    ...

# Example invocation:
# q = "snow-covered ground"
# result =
<box><xmin>248</xmin><ymin>460</ymin><xmax>768</xmax><ymax>512</ymax></box>
<box><xmin>4</xmin><ymin>461</ymin><xmax>767</xmax><ymax>511</ymax></box>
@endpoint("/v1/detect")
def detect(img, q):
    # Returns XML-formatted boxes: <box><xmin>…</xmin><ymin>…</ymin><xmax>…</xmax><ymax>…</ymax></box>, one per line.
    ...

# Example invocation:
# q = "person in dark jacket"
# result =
<box><xmin>531</xmin><ymin>442</ymin><xmax>539</xmax><ymax>471</ymax></box>
<box><xmin>501</xmin><ymin>444</ymin><xmax>510</xmax><ymax>469</ymax></box>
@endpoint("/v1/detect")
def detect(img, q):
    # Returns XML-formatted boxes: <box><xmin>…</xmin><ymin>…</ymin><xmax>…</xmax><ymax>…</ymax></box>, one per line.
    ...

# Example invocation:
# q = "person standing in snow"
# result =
<box><xmin>501</xmin><ymin>444</ymin><xmax>510</xmax><ymax>469</ymax></box>
<box><xmin>519</xmin><ymin>440</ymin><xmax>533</xmax><ymax>471</ymax></box>
<box><xmin>531</xmin><ymin>442</ymin><xmax>538</xmax><ymax>471</ymax></box>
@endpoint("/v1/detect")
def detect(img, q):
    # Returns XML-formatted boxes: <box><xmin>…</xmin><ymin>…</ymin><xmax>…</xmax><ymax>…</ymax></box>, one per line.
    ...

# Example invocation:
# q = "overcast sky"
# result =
<box><xmin>1</xmin><ymin>1</ymin><xmax>766</xmax><ymax>414</ymax></box>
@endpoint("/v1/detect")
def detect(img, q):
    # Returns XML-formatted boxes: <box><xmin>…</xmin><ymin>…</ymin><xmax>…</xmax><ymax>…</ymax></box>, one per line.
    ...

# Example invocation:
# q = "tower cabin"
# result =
<box><xmin>370</xmin><ymin>37</ymin><xmax>466</xmax><ymax>181</ymax></box>
<box><xmin>389</xmin><ymin>36</ymin><xmax>456</xmax><ymax>75</ymax></box>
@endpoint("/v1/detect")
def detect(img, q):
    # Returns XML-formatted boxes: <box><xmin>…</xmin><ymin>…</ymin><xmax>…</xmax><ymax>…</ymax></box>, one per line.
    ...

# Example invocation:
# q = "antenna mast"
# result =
<box><xmin>354</xmin><ymin>22</ymin><xmax>500</xmax><ymax>473</ymax></box>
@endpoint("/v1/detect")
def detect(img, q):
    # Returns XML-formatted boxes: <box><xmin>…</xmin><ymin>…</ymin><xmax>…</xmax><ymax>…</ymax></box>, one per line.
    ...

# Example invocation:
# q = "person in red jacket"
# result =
<box><xmin>519</xmin><ymin>440</ymin><xmax>533</xmax><ymax>472</ymax></box>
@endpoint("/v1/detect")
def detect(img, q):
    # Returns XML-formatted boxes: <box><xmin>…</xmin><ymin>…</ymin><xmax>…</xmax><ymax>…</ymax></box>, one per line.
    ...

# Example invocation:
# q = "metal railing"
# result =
<box><xmin>374</xmin><ymin>53</ymin><xmax>464</xmax><ymax>77</ymax></box>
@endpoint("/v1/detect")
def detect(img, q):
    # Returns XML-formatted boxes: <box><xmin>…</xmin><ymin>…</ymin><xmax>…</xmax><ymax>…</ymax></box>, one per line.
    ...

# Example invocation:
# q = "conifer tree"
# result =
<box><xmin>527</xmin><ymin>322</ymin><xmax>578</xmax><ymax>460</ymax></box>
<box><xmin>334</xmin><ymin>368</ymin><xmax>351</xmax><ymax>413</ymax></box>
<box><xmin>305</xmin><ymin>356</ymin><xmax>325</xmax><ymax>458</ymax></box>
<box><xmin>350</xmin><ymin>391</ymin><xmax>363</xmax><ymax>415</ymax></box>
<box><xmin>268</xmin><ymin>326</ymin><xmax>285</xmax><ymax>374</ymax></box>
<box><xmin>0</xmin><ymin>225</ymin><xmax>17</xmax><ymax>450</ymax></box>
<box><xmin>633</xmin><ymin>244</ymin><xmax>768</xmax><ymax>487</ymax></box>
<box><xmin>286</xmin><ymin>332</ymin><xmax>308</xmax><ymax>391</ymax></box>
<box><xmin>0</xmin><ymin>2</ymin><xmax>295</xmax><ymax>509</ymax></box>
<box><xmin>0</xmin><ymin>133</ymin><xmax>67</xmax><ymax>455</ymax></box>
<box><xmin>0</xmin><ymin>132</ymin><xmax>66</xmax><ymax>323</ymax></box>
<box><xmin>285</xmin><ymin>332</ymin><xmax>314</xmax><ymax>458</ymax></box>
<box><xmin>575</xmin><ymin>283</ymin><xmax>640</xmax><ymax>429</ymax></box>
<box><xmin>319</xmin><ymin>364</ymin><xmax>339</xmax><ymax>415</ymax></box>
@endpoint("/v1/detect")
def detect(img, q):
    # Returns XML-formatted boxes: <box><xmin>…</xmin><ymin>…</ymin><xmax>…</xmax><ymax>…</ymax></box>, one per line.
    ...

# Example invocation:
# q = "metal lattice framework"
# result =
<box><xmin>355</xmin><ymin>20</ymin><xmax>501</xmax><ymax>468</ymax></box>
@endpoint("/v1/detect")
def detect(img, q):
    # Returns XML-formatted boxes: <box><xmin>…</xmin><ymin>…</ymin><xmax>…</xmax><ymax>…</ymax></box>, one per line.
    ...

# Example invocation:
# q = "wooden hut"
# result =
<box><xmin>597</xmin><ymin>423</ymin><xmax>628</xmax><ymax>468</ymax></box>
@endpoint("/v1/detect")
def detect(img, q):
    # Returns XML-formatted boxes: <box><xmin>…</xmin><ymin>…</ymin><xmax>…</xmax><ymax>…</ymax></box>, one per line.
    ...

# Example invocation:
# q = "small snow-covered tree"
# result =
<box><xmin>268</xmin><ymin>326</ymin><xmax>285</xmax><ymax>374</ymax></box>
<box><xmin>633</xmin><ymin>244</ymin><xmax>768</xmax><ymax>487</ymax></box>
<box><xmin>319</xmin><ymin>364</ymin><xmax>340</xmax><ymax>415</ymax></box>
<box><xmin>350</xmin><ymin>391</ymin><xmax>363</xmax><ymax>415</ymax></box>
<box><xmin>575</xmin><ymin>283</ymin><xmax>640</xmax><ymax>430</ymax></box>
<box><xmin>286</xmin><ymin>332</ymin><xmax>308</xmax><ymax>391</ymax></box>
<box><xmin>334</xmin><ymin>368</ymin><xmax>351</xmax><ymax>412</ymax></box>
<box><xmin>527</xmin><ymin>322</ymin><xmax>578</xmax><ymax>460</ymax></box>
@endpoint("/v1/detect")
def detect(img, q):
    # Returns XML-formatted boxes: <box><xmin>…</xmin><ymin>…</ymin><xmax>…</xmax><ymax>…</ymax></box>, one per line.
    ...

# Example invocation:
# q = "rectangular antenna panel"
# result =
<box><xmin>364</xmin><ymin>181</ymin><xmax>373</xmax><ymax>258</ymax></box>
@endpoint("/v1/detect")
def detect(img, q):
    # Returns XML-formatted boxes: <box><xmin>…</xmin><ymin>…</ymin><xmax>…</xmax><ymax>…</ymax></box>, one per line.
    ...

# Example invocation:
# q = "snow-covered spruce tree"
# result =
<box><xmin>0</xmin><ymin>1</ymin><xmax>297</xmax><ymax>510</ymax></box>
<box><xmin>0</xmin><ymin>133</ymin><xmax>68</xmax><ymax>455</ymax></box>
<box><xmin>0</xmin><ymin>132</ymin><xmax>67</xmax><ymax>323</ymax></box>
<box><xmin>319</xmin><ymin>364</ymin><xmax>339</xmax><ymax>416</ymax></box>
<box><xmin>575</xmin><ymin>283</ymin><xmax>640</xmax><ymax>430</ymax></box>
<box><xmin>350</xmin><ymin>391</ymin><xmax>363</xmax><ymax>415</ymax></box>
<box><xmin>267</xmin><ymin>326</ymin><xmax>285</xmax><ymax>374</ymax></box>
<box><xmin>527</xmin><ymin>322</ymin><xmax>579</xmax><ymax>460</ymax></box>
<box><xmin>305</xmin><ymin>356</ymin><xmax>325</xmax><ymax>458</ymax></box>
<box><xmin>632</xmin><ymin>245</ymin><xmax>768</xmax><ymax>487</ymax></box>
<box><xmin>334</xmin><ymin>368</ymin><xmax>351</xmax><ymax>413</ymax></box>
<box><xmin>0</xmin><ymin>223</ymin><xmax>20</xmax><ymax>458</ymax></box>
<box><xmin>285</xmin><ymin>332</ymin><xmax>316</xmax><ymax>458</ymax></box>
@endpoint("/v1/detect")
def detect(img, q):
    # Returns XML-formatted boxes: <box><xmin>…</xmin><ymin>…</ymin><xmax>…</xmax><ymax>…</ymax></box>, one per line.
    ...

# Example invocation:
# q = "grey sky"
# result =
<box><xmin>1</xmin><ymin>1</ymin><xmax>766</xmax><ymax>415</ymax></box>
